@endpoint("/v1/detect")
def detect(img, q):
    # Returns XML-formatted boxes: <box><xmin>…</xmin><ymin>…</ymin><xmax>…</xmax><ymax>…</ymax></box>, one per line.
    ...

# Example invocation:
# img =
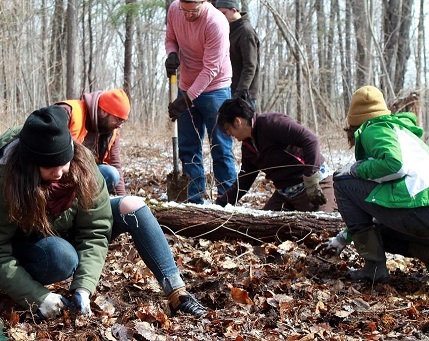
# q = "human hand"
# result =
<box><xmin>303</xmin><ymin>173</ymin><xmax>327</xmax><ymax>206</ymax></box>
<box><xmin>232</xmin><ymin>89</ymin><xmax>251</xmax><ymax>101</ymax></box>
<box><xmin>323</xmin><ymin>230</ymin><xmax>350</xmax><ymax>256</ymax></box>
<box><xmin>168</xmin><ymin>92</ymin><xmax>192</xmax><ymax>121</ymax></box>
<box><xmin>37</xmin><ymin>293</ymin><xmax>69</xmax><ymax>319</ymax></box>
<box><xmin>333</xmin><ymin>162</ymin><xmax>360</xmax><ymax>181</ymax></box>
<box><xmin>165</xmin><ymin>52</ymin><xmax>180</xmax><ymax>77</ymax></box>
<box><xmin>71</xmin><ymin>288</ymin><xmax>92</xmax><ymax>316</ymax></box>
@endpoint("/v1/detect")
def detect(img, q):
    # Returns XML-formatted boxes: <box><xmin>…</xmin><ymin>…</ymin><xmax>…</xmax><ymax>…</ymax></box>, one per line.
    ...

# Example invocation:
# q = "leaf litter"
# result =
<box><xmin>1</xmin><ymin>128</ymin><xmax>429</xmax><ymax>340</ymax></box>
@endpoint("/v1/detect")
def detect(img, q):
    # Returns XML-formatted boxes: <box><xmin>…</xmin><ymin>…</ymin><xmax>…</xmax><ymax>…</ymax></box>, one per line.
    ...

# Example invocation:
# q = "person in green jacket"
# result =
<box><xmin>332</xmin><ymin>85</ymin><xmax>429</xmax><ymax>283</ymax></box>
<box><xmin>0</xmin><ymin>106</ymin><xmax>206</xmax><ymax>319</ymax></box>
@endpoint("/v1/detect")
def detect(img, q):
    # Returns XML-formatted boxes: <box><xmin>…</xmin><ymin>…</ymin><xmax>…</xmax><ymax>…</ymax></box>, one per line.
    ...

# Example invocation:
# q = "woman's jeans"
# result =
<box><xmin>334</xmin><ymin>177</ymin><xmax>429</xmax><ymax>239</ymax></box>
<box><xmin>177</xmin><ymin>87</ymin><xmax>237</xmax><ymax>204</ymax></box>
<box><xmin>12</xmin><ymin>197</ymin><xmax>184</xmax><ymax>296</ymax></box>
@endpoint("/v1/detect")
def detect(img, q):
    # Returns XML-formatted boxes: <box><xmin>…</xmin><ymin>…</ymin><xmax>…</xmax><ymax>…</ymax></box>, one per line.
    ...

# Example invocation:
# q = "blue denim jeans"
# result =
<box><xmin>177</xmin><ymin>87</ymin><xmax>237</xmax><ymax>204</ymax></box>
<box><xmin>109</xmin><ymin>197</ymin><xmax>184</xmax><ymax>294</ymax></box>
<box><xmin>12</xmin><ymin>235</ymin><xmax>79</xmax><ymax>285</ymax></box>
<box><xmin>98</xmin><ymin>164</ymin><xmax>120</xmax><ymax>193</ymax></box>
<box><xmin>12</xmin><ymin>197</ymin><xmax>184</xmax><ymax>296</ymax></box>
<box><xmin>334</xmin><ymin>177</ymin><xmax>429</xmax><ymax>239</ymax></box>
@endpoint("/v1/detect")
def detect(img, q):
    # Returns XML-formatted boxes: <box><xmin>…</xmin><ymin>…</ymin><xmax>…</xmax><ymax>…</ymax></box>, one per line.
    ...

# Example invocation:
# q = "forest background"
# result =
<box><xmin>2</xmin><ymin>1</ymin><xmax>429</xmax><ymax>339</ymax></box>
<box><xmin>0</xmin><ymin>0</ymin><xmax>427</xmax><ymax>136</ymax></box>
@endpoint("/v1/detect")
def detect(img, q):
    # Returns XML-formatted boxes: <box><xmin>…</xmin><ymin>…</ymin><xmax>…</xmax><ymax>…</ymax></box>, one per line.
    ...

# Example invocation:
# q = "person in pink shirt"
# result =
<box><xmin>165</xmin><ymin>0</ymin><xmax>237</xmax><ymax>204</ymax></box>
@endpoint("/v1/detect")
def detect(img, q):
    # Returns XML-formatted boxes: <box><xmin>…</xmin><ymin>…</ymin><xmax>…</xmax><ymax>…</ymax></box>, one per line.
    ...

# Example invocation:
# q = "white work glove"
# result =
<box><xmin>333</xmin><ymin>162</ymin><xmax>361</xmax><ymax>180</ymax></box>
<box><xmin>71</xmin><ymin>288</ymin><xmax>92</xmax><ymax>316</ymax></box>
<box><xmin>303</xmin><ymin>173</ymin><xmax>327</xmax><ymax>206</ymax></box>
<box><xmin>324</xmin><ymin>230</ymin><xmax>350</xmax><ymax>255</ymax></box>
<box><xmin>37</xmin><ymin>293</ymin><xmax>69</xmax><ymax>319</ymax></box>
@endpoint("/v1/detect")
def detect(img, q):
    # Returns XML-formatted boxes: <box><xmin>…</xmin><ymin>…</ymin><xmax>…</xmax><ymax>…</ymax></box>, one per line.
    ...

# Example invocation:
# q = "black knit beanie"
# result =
<box><xmin>19</xmin><ymin>105</ymin><xmax>74</xmax><ymax>167</ymax></box>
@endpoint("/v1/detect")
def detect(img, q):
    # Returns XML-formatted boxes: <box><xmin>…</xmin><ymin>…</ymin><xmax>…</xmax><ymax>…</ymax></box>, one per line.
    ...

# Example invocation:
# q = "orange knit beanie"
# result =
<box><xmin>347</xmin><ymin>86</ymin><xmax>391</xmax><ymax>126</ymax></box>
<box><xmin>98</xmin><ymin>89</ymin><xmax>130</xmax><ymax>120</ymax></box>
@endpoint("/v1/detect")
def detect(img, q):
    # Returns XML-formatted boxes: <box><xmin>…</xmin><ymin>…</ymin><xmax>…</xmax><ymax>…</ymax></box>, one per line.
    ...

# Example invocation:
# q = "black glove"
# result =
<box><xmin>165</xmin><ymin>52</ymin><xmax>180</xmax><ymax>77</ymax></box>
<box><xmin>168</xmin><ymin>92</ymin><xmax>192</xmax><ymax>121</ymax></box>
<box><xmin>215</xmin><ymin>196</ymin><xmax>227</xmax><ymax>207</ymax></box>
<box><xmin>232</xmin><ymin>89</ymin><xmax>251</xmax><ymax>101</ymax></box>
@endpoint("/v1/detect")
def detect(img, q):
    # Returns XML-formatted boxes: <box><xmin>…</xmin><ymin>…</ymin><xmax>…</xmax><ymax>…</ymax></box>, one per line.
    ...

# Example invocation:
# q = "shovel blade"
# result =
<box><xmin>167</xmin><ymin>171</ymin><xmax>190</xmax><ymax>203</ymax></box>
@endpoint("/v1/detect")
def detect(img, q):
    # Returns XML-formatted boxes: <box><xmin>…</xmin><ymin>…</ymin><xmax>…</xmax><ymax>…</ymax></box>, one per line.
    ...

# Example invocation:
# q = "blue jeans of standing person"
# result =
<box><xmin>334</xmin><ymin>177</ymin><xmax>429</xmax><ymax>239</ymax></box>
<box><xmin>11</xmin><ymin>196</ymin><xmax>185</xmax><ymax>296</ymax></box>
<box><xmin>98</xmin><ymin>164</ymin><xmax>120</xmax><ymax>193</ymax></box>
<box><xmin>177</xmin><ymin>87</ymin><xmax>237</xmax><ymax>204</ymax></box>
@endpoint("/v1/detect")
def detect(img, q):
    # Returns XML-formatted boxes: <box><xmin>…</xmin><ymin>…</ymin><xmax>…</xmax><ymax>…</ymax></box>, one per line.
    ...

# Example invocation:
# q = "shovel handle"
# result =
<box><xmin>169</xmin><ymin>74</ymin><xmax>180</xmax><ymax>179</ymax></box>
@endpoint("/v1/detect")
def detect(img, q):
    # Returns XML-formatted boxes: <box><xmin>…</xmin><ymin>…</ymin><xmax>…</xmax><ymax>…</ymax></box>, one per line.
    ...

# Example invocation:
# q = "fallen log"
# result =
<box><xmin>149</xmin><ymin>202</ymin><xmax>345</xmax><ymax>244</ymax></box>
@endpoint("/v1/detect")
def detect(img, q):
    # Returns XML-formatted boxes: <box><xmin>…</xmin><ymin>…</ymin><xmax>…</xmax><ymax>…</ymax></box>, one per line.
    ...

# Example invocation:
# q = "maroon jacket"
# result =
<box><xmin>217</xmin><ymin>112</ymin><xmax>324</xmax><ymax>206</ymax></box>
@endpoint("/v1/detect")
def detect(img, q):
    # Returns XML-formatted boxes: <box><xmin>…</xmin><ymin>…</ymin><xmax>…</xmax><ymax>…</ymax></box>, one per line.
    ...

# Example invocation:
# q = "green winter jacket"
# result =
<box><xmin>354</xmin><ymin>112</ymin><xmax>429</xmax><ymax>208</ymax></box>
<box><xmin>0</xmin><ymin>127</ymin><xmax>112</xmax><ymax>310</ymax></box>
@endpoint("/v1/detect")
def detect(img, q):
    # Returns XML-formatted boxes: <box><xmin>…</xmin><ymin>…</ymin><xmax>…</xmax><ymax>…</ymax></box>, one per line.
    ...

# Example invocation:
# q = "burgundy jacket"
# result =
<box><xmin>217</xmin><ymin>112</ymin><xmax>324</xmax><ymax>206</ymax></box>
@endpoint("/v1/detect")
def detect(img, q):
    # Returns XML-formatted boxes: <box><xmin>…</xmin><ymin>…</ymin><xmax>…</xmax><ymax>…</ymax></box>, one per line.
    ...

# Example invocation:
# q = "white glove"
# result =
<box><xmin>324</xmin><ymin>230</ymin><xmax>350</xmax><ymax>255</ymax></box>
<box><xmin>303</xmin><ymin>173</ymin><xmax>327</xmax><ymax>206</ymax></box>
<box><xmin>38</xmin><ymin>293</ymin><xmax>69</xmax><ymax>319</ymax></box>
<box><xmin>71</xmin><ymin>288</ymin><xmax>92</xmax><ymax>316</ymax></box>
<box><xmin>333</xmin><ymin>162</ymin><xmax>361</xmax><ymax>180</ymax></box>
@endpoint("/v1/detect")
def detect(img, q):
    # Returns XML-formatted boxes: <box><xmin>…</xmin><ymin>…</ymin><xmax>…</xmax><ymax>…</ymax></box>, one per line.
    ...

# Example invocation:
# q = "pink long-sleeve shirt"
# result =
<box><xmin>165</xmin><ymin>0</ymin><xmax>232</xmax><ymax>100</ymax></box>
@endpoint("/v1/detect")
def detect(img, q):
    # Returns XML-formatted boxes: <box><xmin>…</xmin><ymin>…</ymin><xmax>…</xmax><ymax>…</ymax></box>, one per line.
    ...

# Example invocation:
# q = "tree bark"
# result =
<box><xmin>124</xmin><ymin>0</ymin><xmax>135</xmax><ymax>97</ymax></box>
<box><xmin>66</xmin><ymin>0</ymin><xmax>77</xmax><ymax>99</ymax></box>
<box><xmin>150</xmin><ymin>204</ymin><xmax>344</xmax><ymax>244</ymax></box>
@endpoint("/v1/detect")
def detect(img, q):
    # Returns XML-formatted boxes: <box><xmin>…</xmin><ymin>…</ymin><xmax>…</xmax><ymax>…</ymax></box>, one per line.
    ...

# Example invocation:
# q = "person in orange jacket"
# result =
<box><xmin>56</xmin><ymin>89</ymin><xmax>130</xmax><ymax>195</ymax></box>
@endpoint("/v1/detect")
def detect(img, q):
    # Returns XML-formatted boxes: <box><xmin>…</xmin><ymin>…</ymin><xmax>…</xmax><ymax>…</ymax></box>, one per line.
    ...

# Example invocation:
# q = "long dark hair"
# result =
<box><xmin>3</xmin><ymin>141</ymin><xmax>100</xmax><ymax>235</ymax></box>
<box><xmin>344</xmin><ymin>125</ymin><xmax>359</xmax><ymax>148</ymax></box>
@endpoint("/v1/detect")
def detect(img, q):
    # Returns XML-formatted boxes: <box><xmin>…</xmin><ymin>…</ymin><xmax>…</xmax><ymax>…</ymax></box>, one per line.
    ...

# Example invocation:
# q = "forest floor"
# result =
<box><xmin>2</xmin><ymin>124</ymin><xmax>429</xmax><ymax>340</ymax></box>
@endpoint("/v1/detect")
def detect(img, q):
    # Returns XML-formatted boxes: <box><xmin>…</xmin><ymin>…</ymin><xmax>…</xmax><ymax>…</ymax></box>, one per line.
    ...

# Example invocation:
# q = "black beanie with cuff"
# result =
<box><xmin>19</xmin><ymin>105</ymin><xmax>74</xmax><ymax>167</ymax></box>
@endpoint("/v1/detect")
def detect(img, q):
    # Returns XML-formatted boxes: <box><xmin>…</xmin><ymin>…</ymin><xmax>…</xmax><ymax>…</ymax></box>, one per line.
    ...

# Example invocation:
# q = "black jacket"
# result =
<box><xmin>229</xmin><ymin>13</ymin><xmax>260</xmax><ymax>100</ymax></box>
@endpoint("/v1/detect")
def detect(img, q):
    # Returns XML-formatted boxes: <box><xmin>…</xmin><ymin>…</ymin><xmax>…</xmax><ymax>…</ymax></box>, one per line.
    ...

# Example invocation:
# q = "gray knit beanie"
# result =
<box><xmin>215</xmin><ymin>0</ymin><xmax>240</xmax><ymax>9</ymax></box>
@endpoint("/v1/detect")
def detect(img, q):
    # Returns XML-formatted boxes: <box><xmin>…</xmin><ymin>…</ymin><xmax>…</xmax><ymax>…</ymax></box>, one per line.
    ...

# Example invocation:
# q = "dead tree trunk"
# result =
<box><xmin>150</xmin><ymin>204</ymin><xmax>344</xmax><ymax>245</ymax></box>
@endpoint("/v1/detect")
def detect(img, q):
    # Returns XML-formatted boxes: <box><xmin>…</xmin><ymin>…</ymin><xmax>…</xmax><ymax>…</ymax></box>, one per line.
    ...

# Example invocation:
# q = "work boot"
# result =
<box><xmin>349</xmin><ymin>228</ymin><xmax>389</xmax><ymax>283</ymax></box>
<box><xmin>169</xmin><ymin>291</ymin><xmax>208</xmax><ymax>318</ymax></box>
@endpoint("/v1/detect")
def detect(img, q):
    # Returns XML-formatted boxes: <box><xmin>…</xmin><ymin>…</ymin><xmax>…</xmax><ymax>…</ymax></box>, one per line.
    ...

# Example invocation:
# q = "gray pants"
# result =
<box><xmin>334</xmin><ymin>177</ymin><xmax>429</xmax><ymax>241</ymax></box>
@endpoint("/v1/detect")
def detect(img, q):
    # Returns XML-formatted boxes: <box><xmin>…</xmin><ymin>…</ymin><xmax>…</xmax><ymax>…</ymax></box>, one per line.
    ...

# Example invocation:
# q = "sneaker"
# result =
<box><xmin>169</xmin><ymin>292</ymin><xmax>207</xmax><ymax>318</ymax></box>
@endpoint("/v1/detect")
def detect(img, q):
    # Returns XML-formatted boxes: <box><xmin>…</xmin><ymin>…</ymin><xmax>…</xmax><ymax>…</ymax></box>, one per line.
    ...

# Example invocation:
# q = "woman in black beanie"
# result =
<box><xmin>0</xmin><ymin>106</ymin><xmax>206</xmax><ymax>319</ymax></box>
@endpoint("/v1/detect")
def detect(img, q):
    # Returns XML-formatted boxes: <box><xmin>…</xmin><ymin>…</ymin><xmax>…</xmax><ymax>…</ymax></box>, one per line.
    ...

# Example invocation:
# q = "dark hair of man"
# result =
<box><xmin>3</xmin><ymin>141</ymin><xmax>99</xmax><ymax>236</ymax></box>
<box><xmin>217</xmin><ymin>98</ymin><xmax>255</xmax><ymax>132</ymax></box>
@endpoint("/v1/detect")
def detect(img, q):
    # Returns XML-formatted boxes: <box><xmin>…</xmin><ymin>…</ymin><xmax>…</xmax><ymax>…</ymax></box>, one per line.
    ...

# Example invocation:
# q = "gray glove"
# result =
<box><xmin>37</xmin><ymin>293</ymin><xmax>69</xmax><ymax>319</ymax></box>
<box><xmin>333</xmin><ymin>162</ymin><xmax>360</xmax><ymax>180</ymax></box>
<box><xmin>303</xmin><ymin>173</ymin><xmax>327</xmax><ymax>206</ymax></box>
<box><xmin>324</xmin><ymin>230</ymin><xmax>350</xmax><ymax>255</ymax></box>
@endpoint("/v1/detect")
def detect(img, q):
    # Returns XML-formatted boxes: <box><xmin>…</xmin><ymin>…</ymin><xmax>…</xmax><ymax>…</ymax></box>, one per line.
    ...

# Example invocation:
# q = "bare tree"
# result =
<box><xmin>124</xmin><ymin>0</ymin><xmax>136</xmax><ymax>97</ymax></box>
<box><xmin>382</xmin><ymin>0</ymin><xmax>413</xmax><ymax>94</ymax></box>
<box><xmin>50</xmin><ymin>0</ymin><xmax>66</xmax><ymax>102</ymax></box>
<box><xmin>66</xmin><ymin>0</ymin><xmax>77</xmax><ymax>99</ymax></box>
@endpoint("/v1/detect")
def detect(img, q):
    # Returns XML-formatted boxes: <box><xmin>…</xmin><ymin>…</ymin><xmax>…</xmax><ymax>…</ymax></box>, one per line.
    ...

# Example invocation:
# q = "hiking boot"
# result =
<box><xmin>349</xmin><ymin>228</ymin><xmax>390</xmax><ymax>283</ymax></box>
<box><xmin>169</xmin><ymin>292</ymin><xmax>207</xmax><ymax>318</ymax></box>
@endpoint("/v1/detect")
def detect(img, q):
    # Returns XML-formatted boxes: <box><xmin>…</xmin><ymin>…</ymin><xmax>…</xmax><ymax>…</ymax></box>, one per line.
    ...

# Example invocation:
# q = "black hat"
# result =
<box><xmin>19</xmin><ymin>106</ymin><xmax>74</xmax><ymax>167</ymax></box>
